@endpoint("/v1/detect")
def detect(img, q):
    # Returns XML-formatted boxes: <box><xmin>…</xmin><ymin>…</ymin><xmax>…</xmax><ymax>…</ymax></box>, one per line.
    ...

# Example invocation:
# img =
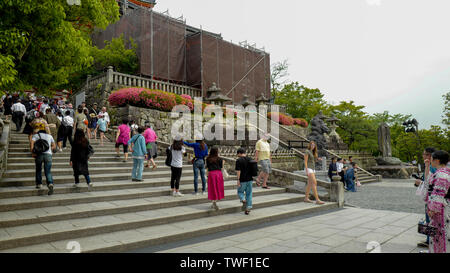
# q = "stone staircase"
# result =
<box><xmin>0</xmin><ymin>130</ymin><xmax>338</xmax><ymax>253</ymax></box>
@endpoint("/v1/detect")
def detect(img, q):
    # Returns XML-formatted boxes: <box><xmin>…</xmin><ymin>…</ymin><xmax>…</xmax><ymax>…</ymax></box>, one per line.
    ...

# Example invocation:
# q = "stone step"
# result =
<box><xmin>0</xmin><ymin>193</ymin><xmax>321</xmax><ymax>251</ymax></box>
<box><xmin>8</xmin><ymin>147</ymin><xmax>118</xmax><ymax>153</ymax></box>
<box><xmin>0</xmin><ymin>175</ymin><xmax>237</xmax><ymax>199</ymax></box>
<box><xmin>9</xmin><ymin>139</ymin><xmax>116</xmax><ymax>146</ymax></box>
<box><xmin>3</xmin><ymin>164</ymin><xmax>190</xmax><ymax>178</ymax></box>
<box><xmin>6</xmin><ymin>160</ymin><xmax>167</xmax><ymax>170</ymax></box>
<box><xmin>0</xmin><ymin>178</ymin><xmax>245</xmax><ymax>212</ymax></box>
<box><xmin>0</xmin><ymin>169</ymin><xmax>195</xmax><ymax>187</ymax></box>
<box><xmin>0</xmin><ymin>200</ymin><xmax>337</xmax><ymax>253</ymax></box>
<box><xmin>6</xmin><ymin>156</ymin><xmax>168</xmax><ymax>164</ymax></box>
<box><xmin>0</xmin><ymin>185</ymin><xmax>275</xmax><ymax>228</ymax></box>
<box><xmin>8</xmin><ymin>152</ymin><xmax>125</xmax><ymax>158</ymax></box>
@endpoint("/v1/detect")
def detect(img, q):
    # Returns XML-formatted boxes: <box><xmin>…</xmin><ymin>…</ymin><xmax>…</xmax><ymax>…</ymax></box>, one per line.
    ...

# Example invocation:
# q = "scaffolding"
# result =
<box><xmin>91</xmin><ymin>8</ymin><xmax>271</xmax><ymax>104</ymax></box>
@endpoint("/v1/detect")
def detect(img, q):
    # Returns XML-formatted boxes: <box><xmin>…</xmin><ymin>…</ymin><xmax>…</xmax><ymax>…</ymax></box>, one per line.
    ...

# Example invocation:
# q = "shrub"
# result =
<box><xmin>108</xmin><ymin>87</ymin><xmax>205</xmax><ymax>112</ymax></box>
<box><xmin>294</xmin><ymin>118</ymin><xmax>309</xmax><ymax>128</ymax></box>
<box><xmin>268</xmin><ymin>112</ymin><xmax>294</xmax><ymax>126</ymax></box>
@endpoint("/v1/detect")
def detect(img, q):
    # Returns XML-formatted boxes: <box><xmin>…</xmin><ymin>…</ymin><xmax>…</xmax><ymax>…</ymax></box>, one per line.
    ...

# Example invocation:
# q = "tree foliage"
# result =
<box><xmin>443</xmin><ymin>91</ymin><xmax>450</xmax><ymax>127</ymax></box>
<box><xmin>271</xmin><ymin>63</ymin><xmax>448</xmax><ymax>162</ymax></box>
<box><xmin>275</xmin><ymin>82</ymin><xmax>329</xmax><ymax>122</ymax></box>
<box><xmin>0</xmin><ymin>0</ymin><xmax>119</xmax><ymax>95</ymax></box>
<box><xmin>270</xmin><ymin>59</ymin><xmax>289</xmax><ymax>101</ymax></box>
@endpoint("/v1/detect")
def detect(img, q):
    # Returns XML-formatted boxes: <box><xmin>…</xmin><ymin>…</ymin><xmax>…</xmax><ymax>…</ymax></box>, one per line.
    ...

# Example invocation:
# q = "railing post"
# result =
<box><xmin>107</xmin><ymin>66</ymin><xmax>113</xmax><ymax>84</ymax></box>
<box><xmin>330</xmin><ymin>175</ymin><xmax>345</xmax><ymax>207</ymax></box>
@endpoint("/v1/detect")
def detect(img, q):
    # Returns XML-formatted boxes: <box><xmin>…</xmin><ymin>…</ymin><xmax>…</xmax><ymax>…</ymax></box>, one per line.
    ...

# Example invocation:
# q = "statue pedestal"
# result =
<box><xmin>368</xmin><ymin>165</ymin><xmax>418</xmax><ymax>179</ymax></box>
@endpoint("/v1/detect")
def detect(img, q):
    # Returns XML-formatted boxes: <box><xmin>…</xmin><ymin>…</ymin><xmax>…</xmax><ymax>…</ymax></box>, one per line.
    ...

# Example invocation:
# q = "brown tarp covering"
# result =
<box><xmin>92</xmin><ymin>9</ymin><xmax>270</xmax><ymax>103</ymax></box>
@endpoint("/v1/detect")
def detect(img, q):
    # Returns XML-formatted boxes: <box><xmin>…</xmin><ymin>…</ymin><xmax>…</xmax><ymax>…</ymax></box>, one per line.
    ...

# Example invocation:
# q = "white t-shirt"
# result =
<box><xmin>170</xmin><ymin>146</ymin><xmax>186</xmax><ymax>168</ymax></box>
<box><xmin>336</xmin><ymin>162</ymin><xmax>344</xmax><ymax>172</ymax></box>
<box><xmin>32</xmin><ymin>133</ymin><xmax>55</xmax><ymax>155</ymax></box>
<box><xmin>100</xmin><ymin>111</ymin><xmax>110</xmax><ymax>123</ymax></box>
<box><xmin>62</xmin><ymin>116</ymin><xmax>74</xmax><ymax>127</ymax></box>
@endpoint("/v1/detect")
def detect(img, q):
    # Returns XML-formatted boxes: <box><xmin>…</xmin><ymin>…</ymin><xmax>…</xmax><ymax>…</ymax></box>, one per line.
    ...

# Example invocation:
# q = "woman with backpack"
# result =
<box><xmin>128</xmin><ymin>127</ymin><xmax>148</xmax><ymax>182</ymax></box>
<box><xmin>206</xmin><ymin>146</ymin><xmax>225</xmax><ymax>211</ymax></box>
<box><xmin>70</xmin><ymin>129</ymin><xmax>93</xmax><ymax>189</ymax></box>
<box><xmin>168</xmin><ymin>139</ymin><xmax>185</xmax><ymax>197</ymax></box>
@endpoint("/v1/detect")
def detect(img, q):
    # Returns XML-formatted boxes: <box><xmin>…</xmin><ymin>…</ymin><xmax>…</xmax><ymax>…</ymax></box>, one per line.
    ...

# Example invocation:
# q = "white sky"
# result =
<box><xmin>154</xmin><ymin>0</ymin><xmax>448</xmax><ymax>129</ymax></box>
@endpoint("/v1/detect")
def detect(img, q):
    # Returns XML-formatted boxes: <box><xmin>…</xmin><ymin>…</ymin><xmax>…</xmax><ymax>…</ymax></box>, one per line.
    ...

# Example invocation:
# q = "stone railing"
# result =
<box><xmin>157</xmin><ymin>140</ymin><xmax>344</xmax><ymax>207</ymax></box>
<box><xmin>83</xmin><ymin>66</ymin><xmax>202</xmax><ymax>98</ymax></box>
<box><xmin>0</xmin><ymin>118</ymin><xmax>11</xmax><ymax>179</ymax></box>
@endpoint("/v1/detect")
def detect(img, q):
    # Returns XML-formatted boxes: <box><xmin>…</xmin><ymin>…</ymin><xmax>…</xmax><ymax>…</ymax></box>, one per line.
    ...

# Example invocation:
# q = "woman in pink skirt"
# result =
<box><xmin>206</xmin><ymin>147</ymin><xmax>225</xmax><ymax>211</ymax></box>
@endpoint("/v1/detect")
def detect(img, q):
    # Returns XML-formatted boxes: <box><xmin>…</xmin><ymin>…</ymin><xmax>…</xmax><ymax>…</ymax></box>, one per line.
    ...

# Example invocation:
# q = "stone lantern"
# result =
<box><xmin>205</xmin><ymin>82</ymin><xmax>232</xmax><ymax>107</ymax></box>
<box><xmin>256</xmin><ymin>93</ymin><xmax>269</xmax><ymax>107</ymax></box>
<box><xmin>326</xmin><ymin>114</ymin><xmax>340</xmax><ymax>138</ymax></box>
<box><xmin>240</xmin><ymin>94</ymin><xmax>255</xmax><ymax>108</ymax></box>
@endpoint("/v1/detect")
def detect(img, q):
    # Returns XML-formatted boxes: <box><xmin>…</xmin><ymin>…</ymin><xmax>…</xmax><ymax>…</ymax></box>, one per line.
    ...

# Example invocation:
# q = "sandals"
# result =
<box><xmin>262</xmin><ymin>186</ymin><xmax>271</xmax><ymax>189</ymax></box>
<box><xmin>241</xmin><ymin>201</ymin><xmax>247</xmax><ymax>211</ymax></box>
<box><xmin>316</xmin><ymin>200</ymin><xmax>325</xmax><ymax>205</ymax></box>
<box><xmin>255</xmin><ymin>179</ymin><xmax>261</xmax><ymax>187</ymax></box>
<box><xmin>304</xmin><ymin>199</ymin><xmax>314</xmax><ymax>204</ymax></box>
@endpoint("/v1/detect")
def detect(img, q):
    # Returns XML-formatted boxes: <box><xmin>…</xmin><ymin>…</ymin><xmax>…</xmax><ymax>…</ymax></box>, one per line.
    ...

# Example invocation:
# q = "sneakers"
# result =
<box><xmin>175</xmin><ymin>191</ymin><xmax>184</xmax><ymax>197</ymax></box>
<box><xmin>202</xmin><ymin>191</ymin><xmax>206</xmax><ymax>195</ymax></box>
<box><xmin>73</xmin><ymin>183</ymin><xmax>79</xmax><ymax>188</ymax></box>
<box><xmin>172</xmin><ymin>191</ymin><xmax>177</xmax><ymax>197</ymax></box>
<box><xmin>36</xmin><ymin>184</ymin><xmax>42</xmax><ymax>189</ymax></box>
<box><xmin>193</xmin><ymin>192</ymin><xmax>199</xmax><ymax>196</ymax></box>
<box><xmin>88</xmin><ymin>183</ymin><xmax>94</xmax><ymax>190</ymax></box>
<box><xmin>48</xmin><ymin>184</ymin><xmax>54</xmax><ymax>196</ymax></box>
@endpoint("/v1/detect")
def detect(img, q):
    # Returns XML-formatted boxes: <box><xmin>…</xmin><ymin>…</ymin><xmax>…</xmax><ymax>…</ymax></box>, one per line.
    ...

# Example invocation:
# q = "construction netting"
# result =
<box><xmin>92</xmin><ymin>8</ymin><xmax>271</xmax><ymax>104</ymax></box>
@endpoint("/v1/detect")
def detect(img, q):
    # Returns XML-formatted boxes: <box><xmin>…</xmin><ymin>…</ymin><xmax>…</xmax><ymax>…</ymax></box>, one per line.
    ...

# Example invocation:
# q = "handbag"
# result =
<box><xmin>416</xmin><ymin>180</ymin><xmax>426</xmax><ymax>197</ymax></box>
<box><xmin>356</xmin><ymin>180</ymin><xmax>361</xmax><ymax>187</ymax></box>
<box><xmin>418</xmin><ymin>222</ymin><xmax>437</xmax><ymax>237</ymax></box>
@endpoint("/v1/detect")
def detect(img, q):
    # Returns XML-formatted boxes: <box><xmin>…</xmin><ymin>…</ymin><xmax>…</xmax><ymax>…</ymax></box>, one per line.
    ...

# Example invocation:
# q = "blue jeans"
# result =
<box><xmin>132</xmin><ymin>158</ymin><xmax>145</xmax><ymax>180</ymax></box>
<box><xmin>238</xmin><ymin>181</ymin><xmax>253</xmax><ymax>209</ymax></box>
<box><xmin>35</xmin><ymin>154</ymin><xmax>53</xmax><ymax>186</ymax></box>
<box><xmin>193</xmin><ymin>159</ymin><xmax>206</xmax><ymax>193</ymax></box>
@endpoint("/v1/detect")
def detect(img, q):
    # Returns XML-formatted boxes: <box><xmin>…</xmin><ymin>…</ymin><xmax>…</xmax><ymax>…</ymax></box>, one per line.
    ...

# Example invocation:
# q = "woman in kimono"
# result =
<box><xmin>426</xmin><ymin>150</ymin><xmax>450</xmax><ymax>253</ymax></box>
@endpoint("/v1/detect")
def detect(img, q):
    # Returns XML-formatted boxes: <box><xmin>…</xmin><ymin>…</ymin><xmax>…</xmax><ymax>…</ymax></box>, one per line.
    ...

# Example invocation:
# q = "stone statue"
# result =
<box><xmin>376</xmin><ymin>123</ymin><xmax>402</xmax><ymax>165</ymax></box>
<box><xmin>378</xmin><ymin>122</ymin><xmax>392</xmax><ymax>157</ymax></box>
<box><xmin>307</xmin><ymin>113</ymin><xmax>331</xmax><ymax>157</ymax></box>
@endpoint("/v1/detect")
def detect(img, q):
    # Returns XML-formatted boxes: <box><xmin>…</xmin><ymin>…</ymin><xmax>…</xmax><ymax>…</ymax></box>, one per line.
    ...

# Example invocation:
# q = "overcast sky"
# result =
<box><xmin>154</xmin><ymin>0</ymin><xmax>448</xmax><ymax>129</ymax></box>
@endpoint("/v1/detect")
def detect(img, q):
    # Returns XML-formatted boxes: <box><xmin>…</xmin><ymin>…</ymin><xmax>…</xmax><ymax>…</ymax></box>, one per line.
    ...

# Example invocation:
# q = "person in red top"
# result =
<box><xmin>143</xmin><ymin>121</ymin><xmax>158</xmax><ymax>169</ymax></box>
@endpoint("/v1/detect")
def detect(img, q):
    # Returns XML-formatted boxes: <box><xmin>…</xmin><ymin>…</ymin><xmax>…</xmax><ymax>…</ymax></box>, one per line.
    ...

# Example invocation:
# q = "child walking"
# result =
<box><xmin>206</xmin><ymin>147</ymin><xmax>225</xmax><ymax>210</ymax></box>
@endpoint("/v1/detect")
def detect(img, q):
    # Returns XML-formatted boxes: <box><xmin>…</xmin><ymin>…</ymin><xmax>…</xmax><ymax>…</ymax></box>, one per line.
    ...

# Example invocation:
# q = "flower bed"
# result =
<box><xmin>293</xmin><ymin>118</ymin><xmax>309</xmax><ymax>128</ymax></box>
<box><xmin>268</xmin><ymin>112</ymin><xmax>308</xmax><ymax>128</ymax></box>
<box><xmin>108</xmin><ymin>87</ymin><xmax>206</xmax><ymax>112</ymax></box>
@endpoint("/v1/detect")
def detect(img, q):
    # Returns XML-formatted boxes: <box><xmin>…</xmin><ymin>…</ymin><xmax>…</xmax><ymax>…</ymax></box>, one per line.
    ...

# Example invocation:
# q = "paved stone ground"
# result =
<box><xmin>131</xmin><ymin>207</ymin><xmax>427</xmax><ymax>253</ymax></box>
<box><xmin>131</xmin><ymin>178</ymin><xmax>429</xmax><ymax>253</ymax></box>
<box><xmin>344</xmin><ymin>178</ymin><xmax>425</xmax><ymax>214</ymax></box>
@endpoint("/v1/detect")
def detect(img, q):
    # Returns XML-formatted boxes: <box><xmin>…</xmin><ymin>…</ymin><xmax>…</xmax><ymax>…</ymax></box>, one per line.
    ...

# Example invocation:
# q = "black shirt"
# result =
<box><xmin>235</xmin><ymin>156</ymin><xmax>253</xmax><ymax>183</ymax></box>
<box><xmin>207</xmin><ymin>158</ymin><xmax>223</xmax><ymax>171</ymax></box>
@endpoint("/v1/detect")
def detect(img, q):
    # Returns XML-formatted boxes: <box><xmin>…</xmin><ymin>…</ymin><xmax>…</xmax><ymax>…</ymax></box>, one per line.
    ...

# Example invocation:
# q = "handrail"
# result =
<box><xmin>255</xmin><ymin>111</ymin><xmax>377</xmax><ymax>177</ymax></box>
<box><xmin>157</xmin><ymin>140</ymin><xmax>329</xmax><ymax>189</ymax></box>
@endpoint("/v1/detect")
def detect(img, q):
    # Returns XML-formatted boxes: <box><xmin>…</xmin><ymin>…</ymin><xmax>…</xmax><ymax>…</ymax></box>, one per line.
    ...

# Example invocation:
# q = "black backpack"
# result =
<box><xmin>165</xmin><ymin>146</ymin><xmax>172</xmax><ymax>167</ymax></box>
<box><xmin>32</xmin><ymin>133</ymin><xmax>50</xmax><ymax>155</ymax></box>
<box><xmin>249</xmin><ymin>159</ymin><xmax>259</xmax><ymax>177</ymax></box>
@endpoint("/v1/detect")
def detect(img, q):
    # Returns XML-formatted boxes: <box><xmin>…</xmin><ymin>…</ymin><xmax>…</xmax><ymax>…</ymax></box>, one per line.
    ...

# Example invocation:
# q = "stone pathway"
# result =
<box><xmin>344</xmin><ymin>178</ymin><xmax>425</xmax><ymax>214</ymax></box>
<box><xmin>131</xmin><ymin>207</ymin><xmax>427</xmax><ymax>253</ymax></box>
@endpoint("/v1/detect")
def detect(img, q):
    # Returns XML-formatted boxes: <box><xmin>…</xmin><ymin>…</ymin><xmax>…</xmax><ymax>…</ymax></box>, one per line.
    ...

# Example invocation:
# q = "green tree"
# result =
<box><xmin>443</xmin><ymin>91</ymin><xmax>450</xmax><ymax>126</ymax></box>
<box><xmin>66</xmin><ymin>34</ymin><xmax>139</xmax><ymax>91</ymax></box>
<box><xmin>270</xmin><ymin>59</ymin><xmax>289</xmax><ymax>100</ymax></box>
<box><xmin>0</xmin><ymin>0</ymin><xmax>119</xmax><ymax>95</ymax></box>
<box><xmin>275</xmin><ymin>82</ymin><xmax>330</xmax><ymax>121</ymax></box>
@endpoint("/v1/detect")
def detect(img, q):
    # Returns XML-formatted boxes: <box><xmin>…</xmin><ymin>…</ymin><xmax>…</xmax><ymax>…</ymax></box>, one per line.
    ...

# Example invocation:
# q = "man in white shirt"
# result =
<box><xmin>57</xmin><ymin>110</ymin><xmax>74</xmax><ymax>151</ymax></box>
<box><xmin>336</xmin><ymin>158</ymin><xmax>345</xmax><ymax>186</ymax></box>
<box><xmin>11</xmin><ymin>99</ymin><xmax>27</xmax><ymax>131</ymax></box>
<box><xmin>31</xmin><ymin>130</ymin><xmax>56</xmax><ymax>195</ymax></box>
